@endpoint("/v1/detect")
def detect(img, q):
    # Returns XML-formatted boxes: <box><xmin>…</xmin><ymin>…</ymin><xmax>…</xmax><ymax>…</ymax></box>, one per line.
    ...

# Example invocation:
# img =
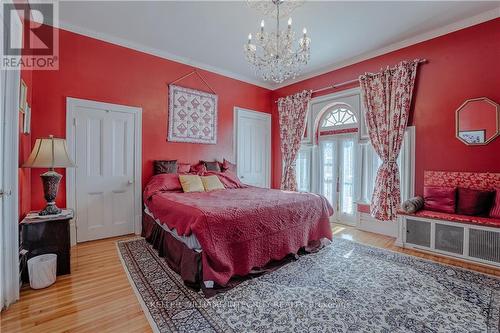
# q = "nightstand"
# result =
<box><xmin>20</xmin><ymin>210</ymin><xmax>73</xmax><ymax>282</ymax></box>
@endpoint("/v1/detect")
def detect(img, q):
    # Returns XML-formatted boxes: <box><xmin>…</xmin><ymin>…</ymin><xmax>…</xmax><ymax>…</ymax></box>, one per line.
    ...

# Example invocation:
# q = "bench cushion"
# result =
<box><xmin>401</xmin><ymin>209</ymin><xmax>500</xmax><ymax>228</ymax></box>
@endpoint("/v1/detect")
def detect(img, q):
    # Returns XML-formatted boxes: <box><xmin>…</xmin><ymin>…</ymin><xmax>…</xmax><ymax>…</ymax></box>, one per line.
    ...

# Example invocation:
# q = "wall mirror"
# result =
<box><xmin>456</xmin><ymin>97</ymin><xmax>499</xmax><ymax>145</ymax></box>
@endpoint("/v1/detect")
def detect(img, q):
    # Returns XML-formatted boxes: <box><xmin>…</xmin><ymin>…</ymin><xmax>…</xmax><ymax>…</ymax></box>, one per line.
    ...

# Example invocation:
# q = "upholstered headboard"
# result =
<box><xmin>424</xmin><ymin>171</ymin><xmax>500</xmax><ymax>190</ymax></box>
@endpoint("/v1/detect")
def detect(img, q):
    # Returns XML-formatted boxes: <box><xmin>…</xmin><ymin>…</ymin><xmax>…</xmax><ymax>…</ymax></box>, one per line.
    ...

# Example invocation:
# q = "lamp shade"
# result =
<box><xmin>23</xmin><ymin>135</ymin><xmax>76</xmax><ymax>168</ymax></box>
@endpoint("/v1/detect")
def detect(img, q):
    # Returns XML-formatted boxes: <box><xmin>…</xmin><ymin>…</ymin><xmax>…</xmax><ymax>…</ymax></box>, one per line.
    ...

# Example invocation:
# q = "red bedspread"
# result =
<box><xmin>144</xmin><ymin>187</ymin><xmax>333</xmax><ymax>286</ymax></box>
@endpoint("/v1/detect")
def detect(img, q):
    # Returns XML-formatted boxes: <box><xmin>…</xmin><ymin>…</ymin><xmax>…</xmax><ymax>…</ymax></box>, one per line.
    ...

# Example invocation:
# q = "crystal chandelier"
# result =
<box><xmin>244</xmin><ymin>0</ymin><xmax>311</xmax><ymax>83</ymax></box>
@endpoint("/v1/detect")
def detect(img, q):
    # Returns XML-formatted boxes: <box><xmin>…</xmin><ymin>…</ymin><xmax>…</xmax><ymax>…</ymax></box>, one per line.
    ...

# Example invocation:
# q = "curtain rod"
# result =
<box><xmin>276</xmin><ymin>59</ymin><xmax>427</xmax><ymax>102</ymax></box>
<box><xmin>313</xmin><ymin>59</ymin><xmax>427</xmax><ymax>94</ymax></box>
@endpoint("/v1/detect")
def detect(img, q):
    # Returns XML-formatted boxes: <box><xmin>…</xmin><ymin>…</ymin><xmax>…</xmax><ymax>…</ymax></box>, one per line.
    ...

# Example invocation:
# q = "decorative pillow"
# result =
<box><xmin>490</xmin><ymin>189</ymin><xmax>500</xmax><ymax>218</ymax></box>
<box><xmin>202</xmin><ymin>160</ymin><xmax>221</xmax><ymax>172</ymax></box>
<box><xmin>153</xmin><ymin>160</ymin><xmax>177</xmax><ymax>175</ymax></box>
<box><xmin>177</xmin><ymin>163</ymin><xmax>191</xmax><ymax>174</ymax></box>
<box><xmin>143</xmin><ymin>174</ymin><xmax>182</xmax><ymax>200</ymax></box>
<box><xmin>204</xmin><ymin>171</ymin><xmax>247</xmax><ymax>189</ymax></box>
<box><xmin>222</xmin><ymin>158</ymin><xmax>237</xmax><ymax>172</ymax></box>
<box><xmin>401</xmin><ymin>196</ymin><xmax>424</xmax><ymax>214</ymax></box>
<box><xmin>190</xmin><ymin>162</ymin><xmax>207</xmax><ymax>175</ymax></box>
<box><xmin>423</xmin><ymin>186</ymin><xmax>456</xmax><ymax>214</ymax></box>
<box><xmin>456</xmin><ymin>187</ymin><xmax>495</xmax><ymax>216</ymax></box>
<box><xmin>179</xmin><ymin>175</ymin><xmax>205</xmax><ymax>193</ymax></box>
<box><xmin>201</xmin><ymin>175</ymin><xmax>225</xmax><ymax>191</ymax></box>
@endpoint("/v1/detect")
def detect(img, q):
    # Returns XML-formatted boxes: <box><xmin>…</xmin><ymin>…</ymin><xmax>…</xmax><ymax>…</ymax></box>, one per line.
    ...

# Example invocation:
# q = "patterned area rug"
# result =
<box><xmin>117</xmin><ymin>238</ymin><xmax>500</xmax><ymax>333</ymax></box>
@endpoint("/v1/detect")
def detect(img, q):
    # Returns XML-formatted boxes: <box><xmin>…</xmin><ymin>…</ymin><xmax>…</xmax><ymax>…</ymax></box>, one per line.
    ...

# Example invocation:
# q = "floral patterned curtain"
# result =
<box><xmin>278</xmin><ymin>90</ymin><xmax>312</xmax><ymax>191</ymax></box>
<box><xmin>360</xmin><ymin>60</ymin><xmax>419</xmax><ymax>220</ymax></box>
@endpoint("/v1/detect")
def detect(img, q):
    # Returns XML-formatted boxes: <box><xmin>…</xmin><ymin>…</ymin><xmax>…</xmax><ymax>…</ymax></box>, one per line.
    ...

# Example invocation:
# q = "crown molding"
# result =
<box><xmin>54</xmin><ymin>6</ymin><xmax>498</xmax><ymax>92</ymax></box>
<box><xmin>271</xmin><ymin>7</ymin><xmax>500</xmax><ymax>90</ymax></box>
<box><xmin>57</xmin><ymin>20</ymin><xmax>274</xmax><ymax>90</ymax></box>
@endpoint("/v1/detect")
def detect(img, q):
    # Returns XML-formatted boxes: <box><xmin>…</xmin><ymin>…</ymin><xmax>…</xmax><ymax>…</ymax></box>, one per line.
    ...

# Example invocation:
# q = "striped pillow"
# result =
<box><xmin>490</xmin><ymin>189</ymin><xmax>500</xmax><ymax>218</ymax></box>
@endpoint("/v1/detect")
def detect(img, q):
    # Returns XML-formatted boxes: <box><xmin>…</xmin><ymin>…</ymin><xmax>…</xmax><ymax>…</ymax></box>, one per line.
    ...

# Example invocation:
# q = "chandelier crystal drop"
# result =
<box><xmin>244</xmin><ymin>0</ymin><xmax>311</xmax><ymax>83</ymax></box>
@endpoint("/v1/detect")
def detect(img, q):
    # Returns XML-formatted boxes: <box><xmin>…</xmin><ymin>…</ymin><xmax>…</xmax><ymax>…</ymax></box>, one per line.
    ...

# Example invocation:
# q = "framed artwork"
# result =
<box><xmin>23</xmin><ymin>104</ymin><xmax>31</xmax><ymax>134</ymax></box>
<box><xmin>458</xmin><ymin>130</ymin><xmax>485</xmax><ymax>144</ymax></box>
<box><xmin>19</xmin><ymin>80</ymin><xmax>27</xmax><ymax>113</ymax></box>
<box><xmin>168</xmin><ymin>84</ymin><xmax>218</xmax><ymax>144</ymax></box>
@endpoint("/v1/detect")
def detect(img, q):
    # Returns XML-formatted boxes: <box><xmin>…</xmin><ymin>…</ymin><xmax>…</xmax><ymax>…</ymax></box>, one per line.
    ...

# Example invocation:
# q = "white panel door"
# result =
<box><xmin>73</xmin><ymin>106</ymin><xmax>135</xmax><ymax>242</ymax></box>
<box><xmin>235</xmin><ymin>108</ymin><xmax>271</xmax><ymax>188</ymax></box>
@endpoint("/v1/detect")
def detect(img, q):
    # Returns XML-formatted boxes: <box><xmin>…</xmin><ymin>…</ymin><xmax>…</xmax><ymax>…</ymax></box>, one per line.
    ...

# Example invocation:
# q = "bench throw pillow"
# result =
<box><xmin>490</xmin><ymin>189</ymin><xmax>500</xmax><ymax>218</ymax></box>
<box><xmin>401</xmin><ymin>196</ymin><xmax>424</xmax><ymax>213</ymax></box>
<box><xmin>456</xmin><ymin>187</ymin><xmax>495</xmax><ymax>216</ymax></box>
<box><xmin>423</xmin><ymin>186</ymin><xmax>456</xmax><ymax>214</ymax></box>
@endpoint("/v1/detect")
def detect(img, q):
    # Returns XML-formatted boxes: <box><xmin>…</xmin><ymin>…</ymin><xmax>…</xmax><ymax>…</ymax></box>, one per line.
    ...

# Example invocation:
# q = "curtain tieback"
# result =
<box><xmin>383</xmin><ymin>159</ymin><xmax>397</xmax><ymax>164</ymax></box>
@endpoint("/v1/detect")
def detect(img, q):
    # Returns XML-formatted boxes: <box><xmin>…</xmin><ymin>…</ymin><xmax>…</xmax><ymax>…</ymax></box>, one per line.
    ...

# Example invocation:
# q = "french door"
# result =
<box><xmin>320</xmin><ymin>134</ymin><xmax>358</xmax><ymax>225</ymax></box>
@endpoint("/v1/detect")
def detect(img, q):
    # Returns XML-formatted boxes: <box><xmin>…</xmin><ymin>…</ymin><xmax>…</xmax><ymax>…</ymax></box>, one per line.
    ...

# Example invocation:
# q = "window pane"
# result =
<box><xmin>321</xmin><ymin>142</ymin><xmax>335</xmax><ymax>205</ymax></box>
<box><xmin>296</xmin><ymin>149</ymin><xmax>310</xmax><ymax>192</ymax></box>
<box><xmin>321</xmin><ymin>106</ymin><xmax>358</xmax><ymax>129</ymax></box>
<box><xmin>341</xmin><ymin>139</ymin><xmax>354</xmax><ymax>215</ymax></box>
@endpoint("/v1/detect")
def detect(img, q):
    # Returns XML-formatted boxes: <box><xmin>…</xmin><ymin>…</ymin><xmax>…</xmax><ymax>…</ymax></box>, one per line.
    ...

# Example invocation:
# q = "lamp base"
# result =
<box><xmin>39</xmin><ymin>170</ymin><xmax>63</xmax><ymax>216</ymax></box>
<box><xmin>39</xmin><ymin>202</ymin><xmax>62</xmax><ymax>216</ymax></box>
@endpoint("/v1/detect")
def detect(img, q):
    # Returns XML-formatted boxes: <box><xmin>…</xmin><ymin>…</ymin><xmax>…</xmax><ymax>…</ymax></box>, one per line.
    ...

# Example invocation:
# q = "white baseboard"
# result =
<box><xmin>357</xmin><ymin>213</ymin><xmax>398</xmax><ymax>238</ymax></box>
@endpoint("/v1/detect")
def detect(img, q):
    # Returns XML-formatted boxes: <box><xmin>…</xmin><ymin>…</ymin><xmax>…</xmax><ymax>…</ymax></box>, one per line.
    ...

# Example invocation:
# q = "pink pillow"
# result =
<box><xmin>423</xmin><ymin>186</ymin><xmax>456</xmax><ymax>214</ymax></box>
<box><xmin>177</xmin><ymin>163</ymin><xmax>191</xmax><ymax>173</ymax></box>
<box><xmin>222</xmin><ymin>158</ymin><xmax>237</xmax><ymax>172</ymax></box>
<box><xmin>190</xmin><ymin>163</ymin><xmax>207</xmax><ymax>175</ymax></box>
<box><xmin>491</xmin><ymin>189</ymin><xmax>500</xmax><ymax>218</ymax></box>
<box><xmin>456</xmin><ymin>187</ymin><xmax>495</xmax><ymax>216</ymax></box>
<box><xmin>143</xmin><ymin>174</ymin><xmax>181</xmax><ymax>200</ymax></box>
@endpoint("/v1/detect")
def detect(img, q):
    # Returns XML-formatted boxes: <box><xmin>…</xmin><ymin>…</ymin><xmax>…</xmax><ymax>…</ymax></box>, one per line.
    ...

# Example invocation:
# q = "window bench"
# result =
<box><xmin>398</xmin><ymin>212</ymin><xmax>499</xmax><ymax>267</ymax></box>
<box><xmin>396</xmin><ymin>171</ymin><xmax>500</xmax><ymax>268</ymax></box>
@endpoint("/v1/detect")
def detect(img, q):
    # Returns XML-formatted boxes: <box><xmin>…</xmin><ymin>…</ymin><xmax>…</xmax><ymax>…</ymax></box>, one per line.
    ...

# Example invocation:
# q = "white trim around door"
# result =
<box><xmin>1</xmin><ymin>5</ymin><xmax>21</xmax><ymax>309</ymax></box>
<box><xmin>234</xmin><ymin>107</ymin><xmax>271</xmax><ymax>188</ymax></box>
<box><xmin>66</xmin><ymin>98</ymin><xmax>142</xmax><ymax>245</ymax></box>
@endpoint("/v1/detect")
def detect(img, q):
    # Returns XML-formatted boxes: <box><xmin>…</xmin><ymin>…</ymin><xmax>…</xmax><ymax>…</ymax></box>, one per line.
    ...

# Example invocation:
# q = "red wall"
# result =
<box><xmin>271</xmin><ymin>18</ymin><xmax>500</xmax><ymax>194</ymax></box>
<box><xmin>29</xmin><ymin>27</ymin><xmax>272</xmax><ymax>211</ymax></box>
<box><xmin>25</xmin><ymin>18</ymin><xmax>500</xmax><ymax>212</ymax></box>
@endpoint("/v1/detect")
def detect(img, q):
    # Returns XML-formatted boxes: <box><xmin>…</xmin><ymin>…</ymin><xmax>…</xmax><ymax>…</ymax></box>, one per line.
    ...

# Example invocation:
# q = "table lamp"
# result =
<box><xmin>23</xmin><ymin>135</ymin><xmax>76</xmax><ymax>215</ymax></box>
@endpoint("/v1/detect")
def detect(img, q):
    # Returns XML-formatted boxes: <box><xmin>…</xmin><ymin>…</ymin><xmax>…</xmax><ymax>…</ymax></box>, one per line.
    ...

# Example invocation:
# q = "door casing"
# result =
<box><xmin>66</xmin><ymin>97</ymin><xmax>142</xmax><ymax>245</ymax></box>
<box><xmin>234</xmin><ymin>107</ymin><xmax>271</xmax><ymax>188</ymax></box>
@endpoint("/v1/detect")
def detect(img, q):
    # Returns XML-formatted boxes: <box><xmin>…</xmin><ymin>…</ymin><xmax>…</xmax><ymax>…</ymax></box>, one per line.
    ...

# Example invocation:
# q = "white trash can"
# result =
<box><xmin>28</xmin><ymin>254</ymin><xmax>57</xmax><ymax>289</ymax></box>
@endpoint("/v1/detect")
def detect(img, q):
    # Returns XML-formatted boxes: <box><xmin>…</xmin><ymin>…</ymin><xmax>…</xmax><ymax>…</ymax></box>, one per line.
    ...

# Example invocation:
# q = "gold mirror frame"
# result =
<box><xmin>455</xmin><ymin>97</ymin><xmax>499</xmax><ymax>146</ymax></box>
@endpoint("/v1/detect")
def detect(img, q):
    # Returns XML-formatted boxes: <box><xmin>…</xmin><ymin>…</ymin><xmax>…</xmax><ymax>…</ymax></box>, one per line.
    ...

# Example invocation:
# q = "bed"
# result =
<box><xmin>142</xmin><ymin>172</ymin><xmax>333</xmax><ymax>291</ymax></box>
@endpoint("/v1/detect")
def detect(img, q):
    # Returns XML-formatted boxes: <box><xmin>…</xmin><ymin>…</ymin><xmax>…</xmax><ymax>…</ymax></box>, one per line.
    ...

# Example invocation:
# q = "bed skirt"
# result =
<box><xmin>142</xmin><ymin>212</ymin><xmax>329</xmax><ymax>295</ymax></box>
<box><xmin>142</xmin><ymin>212</ymin><xmax>202</xmax><ymax>289</ymax></box>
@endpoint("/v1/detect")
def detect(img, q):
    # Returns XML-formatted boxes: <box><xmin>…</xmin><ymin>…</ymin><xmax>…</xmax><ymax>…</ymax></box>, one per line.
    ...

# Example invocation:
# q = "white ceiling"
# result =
<box><xmin>57</xmin><ymin>1</ymin><xmax>500</xmax><ymax>89</ymax></box>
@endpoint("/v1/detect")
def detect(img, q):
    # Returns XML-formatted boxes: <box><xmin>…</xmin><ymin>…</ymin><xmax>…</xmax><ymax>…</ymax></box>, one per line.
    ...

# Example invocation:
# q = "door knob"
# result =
<box><xmin>128</xmin><ymin>180</ymin><xmax>134</xmax><ymax>185</ymax></box>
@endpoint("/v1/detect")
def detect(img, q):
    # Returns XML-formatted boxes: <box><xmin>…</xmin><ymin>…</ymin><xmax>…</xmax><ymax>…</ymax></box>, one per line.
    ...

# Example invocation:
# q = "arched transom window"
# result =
<box><xmin>320</xmin><ymin>105</ymin><xmax>357</xmax><ymax>129</ymax></box>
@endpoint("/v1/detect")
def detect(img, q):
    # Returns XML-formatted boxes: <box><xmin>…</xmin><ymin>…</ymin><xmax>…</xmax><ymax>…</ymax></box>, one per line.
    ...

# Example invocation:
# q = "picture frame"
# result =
<box><xmin>19</xmin><ymin>80</ymin><xmax>27</xmax><ymax>113</ymax></box>
<box><xmin>23</xmin><ymin>104</ymin><xmax>31</xmax><ymax>134</ymax></box>
<box><xmin>168</xmin><ymin>84</ymin><xmax>218</xmax><ymax>144</ymax></box>
<box><xmin>458</xmin><ymin>130</ymin><xmax>485</xmax><ymax>144</ymax></box>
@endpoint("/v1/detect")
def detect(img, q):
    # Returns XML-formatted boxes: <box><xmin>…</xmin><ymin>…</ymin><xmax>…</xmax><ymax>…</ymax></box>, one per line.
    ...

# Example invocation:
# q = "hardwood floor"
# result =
<box><xmin>1</xmin><ymin>225</ymin><xmax>498</xmax><ymax>332</ymax></box>
<box><xmin>1</xmin><ymin>235</ymin><xmax>151</xmax><ymax>333</ymax></box>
